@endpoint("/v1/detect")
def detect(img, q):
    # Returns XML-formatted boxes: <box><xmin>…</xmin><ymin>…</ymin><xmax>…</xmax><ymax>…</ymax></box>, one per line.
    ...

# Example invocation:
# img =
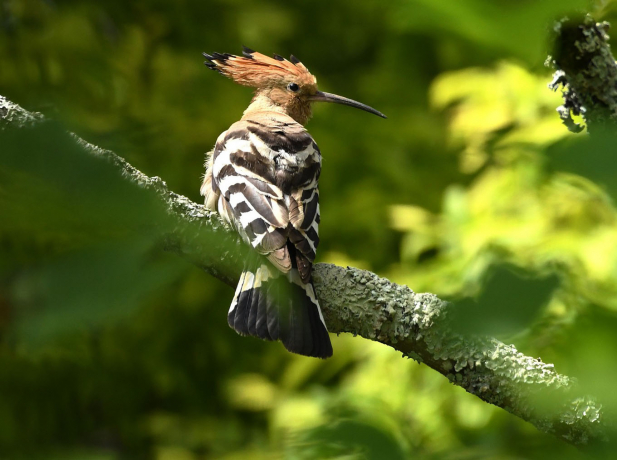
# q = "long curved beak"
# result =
<box><xmin>308</xmin><ymin>91</ymin><xmax>387</xmax><ymax>119</ymax></box>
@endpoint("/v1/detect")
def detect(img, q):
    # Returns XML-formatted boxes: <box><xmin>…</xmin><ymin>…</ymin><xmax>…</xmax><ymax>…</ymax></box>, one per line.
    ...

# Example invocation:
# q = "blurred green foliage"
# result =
<box><xmin>2</xmin><ymin>0</ymin><xmax>617</xmax><ymax>458</ymax></box>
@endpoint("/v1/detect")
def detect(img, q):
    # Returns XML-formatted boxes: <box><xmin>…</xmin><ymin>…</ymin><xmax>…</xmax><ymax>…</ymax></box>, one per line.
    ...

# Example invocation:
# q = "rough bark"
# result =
<box><xmin>0</xmin><ymin>91</ymin><xmax>609</xmax><ymax>447</ymax></box>
<box><xmin>549</xmin><ymin>14</ymin><xmax>617</xmax><ymax>132</ymax></box>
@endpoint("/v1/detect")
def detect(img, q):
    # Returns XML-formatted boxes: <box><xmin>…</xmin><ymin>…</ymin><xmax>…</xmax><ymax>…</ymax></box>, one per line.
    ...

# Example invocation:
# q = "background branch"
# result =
<box><xmin>1</xmin><ymin>94</ymin><xmax>609</xmax><ymax>447</ymax></box>
<box><xmin>550</xmin><ymin>14</ymin><xmax>617</xmax><ymax>132</ymax></box>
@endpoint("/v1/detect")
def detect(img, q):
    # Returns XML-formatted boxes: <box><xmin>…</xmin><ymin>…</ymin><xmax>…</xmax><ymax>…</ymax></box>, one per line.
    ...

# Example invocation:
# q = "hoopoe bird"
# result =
<box><xmin>201</xmin><ymin>47</ymin><xmax>385</xmax><ymax>358</ymax></box>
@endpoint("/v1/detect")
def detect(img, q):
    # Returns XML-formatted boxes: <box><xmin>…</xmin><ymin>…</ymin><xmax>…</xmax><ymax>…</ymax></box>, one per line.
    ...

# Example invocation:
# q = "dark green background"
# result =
<box><xmin>2</xmin><ymin>0</ymin><xmax>617</xmax><ymax>458</ymax></box>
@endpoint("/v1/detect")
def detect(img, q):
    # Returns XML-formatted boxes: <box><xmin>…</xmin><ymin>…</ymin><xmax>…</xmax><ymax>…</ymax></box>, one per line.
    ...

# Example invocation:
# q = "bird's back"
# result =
<box><xmin>202</xmin><ymin>111</ymin><xmax>331</xmax><ymax>358</ymax></box>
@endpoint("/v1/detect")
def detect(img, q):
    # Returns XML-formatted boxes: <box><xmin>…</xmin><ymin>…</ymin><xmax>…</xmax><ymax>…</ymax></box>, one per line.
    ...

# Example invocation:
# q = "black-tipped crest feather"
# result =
<box><xmin>203</xmin><ymin>52</ymin><xmax>223</xmax><ymax>73</ymax></box>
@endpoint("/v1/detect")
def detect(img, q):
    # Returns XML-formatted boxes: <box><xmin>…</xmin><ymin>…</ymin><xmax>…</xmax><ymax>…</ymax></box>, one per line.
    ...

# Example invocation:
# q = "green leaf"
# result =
<box><xmin>448</xmin><ymin>264</ymin><xmax>560</xmax><ymax>337</ymax></box>
<box><xmin>549</xmin><ymin>130</ymin><xmax>617</xmax><ymax>201</ymax></box>
<box><xmin>391</xmin><ymin>0</ymin><xmax>587</xmax><ymax>65</ymax></box>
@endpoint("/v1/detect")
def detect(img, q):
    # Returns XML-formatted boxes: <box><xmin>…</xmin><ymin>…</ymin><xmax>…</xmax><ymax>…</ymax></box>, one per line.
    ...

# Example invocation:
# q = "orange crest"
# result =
<box><xmin>203</xmin><ymin>47</ymin><xmax>317</xmax><ymax>89</ymax></box>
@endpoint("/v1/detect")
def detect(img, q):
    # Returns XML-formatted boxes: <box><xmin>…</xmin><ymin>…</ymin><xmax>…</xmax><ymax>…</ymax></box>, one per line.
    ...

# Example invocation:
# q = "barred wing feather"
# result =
<box><xmin>201</xmin><ymin>118</ymin><xmax>332</xmax><ymax>358</ymax></box>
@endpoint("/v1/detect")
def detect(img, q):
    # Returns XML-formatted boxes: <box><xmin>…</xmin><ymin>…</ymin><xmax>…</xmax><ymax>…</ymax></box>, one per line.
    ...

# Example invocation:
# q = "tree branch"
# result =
<box><xmin>0</xmin><ymin>95</ymin><xmax>609</xmax><ymax>447</ymax></box>
<box><xmin>549</xmin><ymin>14</ymin><xmax>617</xmax><ymax>132</ymax></box>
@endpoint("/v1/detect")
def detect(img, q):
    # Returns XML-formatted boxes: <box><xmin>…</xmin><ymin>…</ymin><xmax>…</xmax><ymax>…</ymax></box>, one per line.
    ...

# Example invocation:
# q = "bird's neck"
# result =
<box><xmin>242</xmin><ymin>93</ymin><xmax>287</xmax><ymax>119</ymax></box>
<box><xmin>242</xmin><ymin>90</ymin><xmax>312</xmax><ymax>125</ymax></box>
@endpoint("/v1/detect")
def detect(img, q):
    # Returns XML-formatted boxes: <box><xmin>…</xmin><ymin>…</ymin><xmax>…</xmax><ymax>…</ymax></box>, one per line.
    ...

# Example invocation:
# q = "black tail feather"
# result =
<box><xmin>230</xmin><ymin>271</ymin><xmax>252</xmax><ymax>336</ymax></box>
<box><xmin>247</xmin><ymin>275</ymin><xmax>260</xmax><ymax>336</ymax></box>
<box><xmin>281</xmin><ymin>282</ymin><xmax>313</xmax><ymax>356</ymax></box>
<box><xmin>255</xmin><ymin>287</ymin><xmax>271</xmax><ymax>340</ymax></box>
<box><xmin>228</xmin><ymin>271</ymin><xmax>245</xmax><ymax>331</ymax></box>
<box><xmin>233</xmin><ymin>283</ymin><xmax>252</xmax><ymax>336</ymax></box>
<box><xmin>229</xmin><ymin>263</ymin><xmax>332</xmax><ymax>358</ymax></box>
<box><xmin>309</xmin><ymin>295</ymin><xmax>333</xmax><ymax>357</ymax></box>
<box><xmin>267</xmin><ymin>293</ymin><xmax>280</xmax><ymax>341</ymax></box>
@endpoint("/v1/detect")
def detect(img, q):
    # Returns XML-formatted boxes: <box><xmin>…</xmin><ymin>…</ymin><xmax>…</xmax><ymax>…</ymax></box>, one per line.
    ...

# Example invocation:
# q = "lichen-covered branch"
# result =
<box><xmin>314</xmin><ymin>265</ymin><xmax>606</xmax><ymax>447</ymax></box>
<box><xmin>549</xmin><ymin>14</ymin><xmax>617</xmax><ymax>132</ymax></box>
<box><xmin>0</xmin><ymin>95</ymin><xmax>608</xmax><ymax>447</ymax></box>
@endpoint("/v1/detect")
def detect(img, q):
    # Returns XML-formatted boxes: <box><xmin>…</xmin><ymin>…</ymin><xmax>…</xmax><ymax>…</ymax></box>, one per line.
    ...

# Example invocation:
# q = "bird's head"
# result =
<box><xmin>203</xmin><ymin>47</ymin><xmax>386</xmax><ymax>125</ymax></box>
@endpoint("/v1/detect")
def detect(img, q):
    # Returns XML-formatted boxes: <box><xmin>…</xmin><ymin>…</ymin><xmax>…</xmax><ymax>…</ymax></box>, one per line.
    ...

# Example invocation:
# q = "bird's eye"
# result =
<box><xmin>287</xmin><ymin>83</ymin><xmax>299</xmax><ymax>92</ymax></box>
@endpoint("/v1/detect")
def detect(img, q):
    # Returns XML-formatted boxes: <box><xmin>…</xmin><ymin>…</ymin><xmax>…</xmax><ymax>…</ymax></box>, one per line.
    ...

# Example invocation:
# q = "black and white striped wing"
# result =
<box><xmin>206</xmin><ymin>128</ymin><xmax>291</xmax><ymax>268</ymax></box>
<box><xmin>289</xmin><ymin>179</ymin><xmax>320</xmax><ymax>282</ymax></box>
<box><xmin>201</xmin><ymin>120</ymin><xmax>332</xmax><ymax>358</ymax></box>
